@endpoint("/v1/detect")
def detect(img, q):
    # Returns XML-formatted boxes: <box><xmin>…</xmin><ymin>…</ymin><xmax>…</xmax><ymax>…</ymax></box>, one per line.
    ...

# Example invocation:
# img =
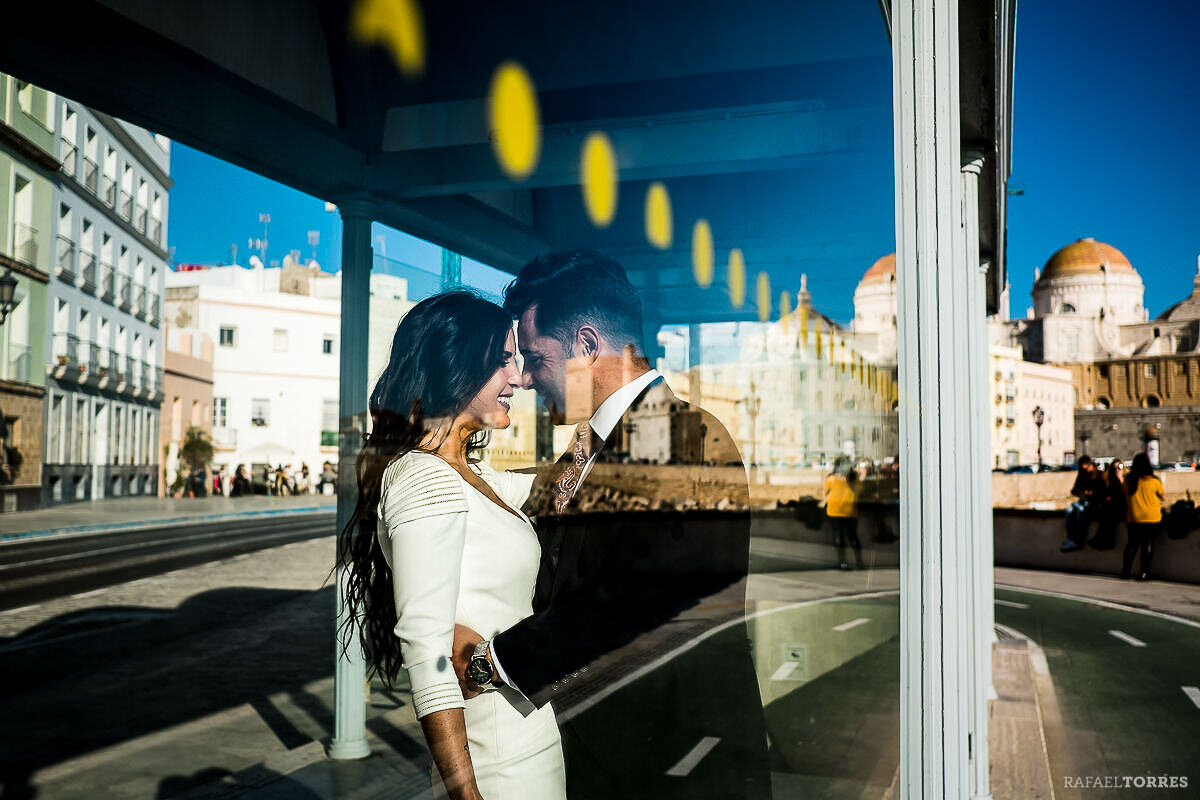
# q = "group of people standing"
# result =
<box><xmin>1061</xmin><ymin>453</ymin><xmax>1164</xmax><ymax>580</ymax></box>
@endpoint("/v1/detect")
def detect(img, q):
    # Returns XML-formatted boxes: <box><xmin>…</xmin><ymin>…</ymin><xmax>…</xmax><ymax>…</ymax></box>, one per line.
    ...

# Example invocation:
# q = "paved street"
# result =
<box><xmin>1</xmin><ymin>523</ymin><xmax>1197</xmax><ymax>799</ymax></box>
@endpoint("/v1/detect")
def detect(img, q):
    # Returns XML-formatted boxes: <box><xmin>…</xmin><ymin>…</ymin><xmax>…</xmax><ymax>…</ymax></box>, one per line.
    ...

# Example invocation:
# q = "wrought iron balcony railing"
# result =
<box><xmin>60</xmin><ymin>142</ymin><xmax>77</xmax><ymax>179</ymax></box>
<box><xmin>101</xmin><ymin>175</ymin><xmax>117</xmax><ymax>207</ymax></box>
<box><xmin>79</xmin><ymin>250</ymin><xmax>97</xmax><ymax>293</ymax></box>
<box><xmin>5</xmin><ymin>342</ymin><xmax>32</xmax><ymax>383</ymax></box>
<box><xmin>119</xmin><ymin>190</ymin><xmax>133</xmax><ymax>221</ymax></box>
<box><xmin>82</xmin><ymin>157</ymin><xmax>98</xmax><ymax>194</ymax></box>
<box><xmin>99</xmin><ymin>262</ymin><xmax>115</xmax><ymax>301</ymax></box>
<box><xmin>14</xmin><ymin>221</ymin><xmax>38</xmax><ymax>267</ymax></box>
<box><xmin>55</xmin><ymin>236</ymin><xmax>75</xmax><ymax>282</ymax></box>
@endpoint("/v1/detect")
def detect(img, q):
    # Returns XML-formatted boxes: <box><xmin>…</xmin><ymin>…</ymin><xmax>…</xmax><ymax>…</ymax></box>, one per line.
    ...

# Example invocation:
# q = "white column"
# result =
<box><xmin>962</xmin><ymin>154</ymin><xmax>994</xmax><ymax>800</ymax></box>
<box><xmin>329</xmin><ymin>197</ymin><xmax>374</xmax><ymax>760</ymax></box>
<box><xmin>892</xmin><ymin>1</ymin><xmax>972</xmax><ymax>797</ymax></box>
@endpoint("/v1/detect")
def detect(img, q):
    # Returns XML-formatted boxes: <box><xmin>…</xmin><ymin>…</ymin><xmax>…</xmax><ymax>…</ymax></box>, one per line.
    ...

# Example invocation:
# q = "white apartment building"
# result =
<box><xmin>989</xmin><ymin>344</ymin><xmax>1076</xmax><ymax>468</ymax></box>
<box><xmin>166</xmin><ymin>260</ymin><xmax>419</xmax><ymax>477</ymax></box>
<box><xmin>42</xmin><ymin>99</ymin><xmax>167</xmax><ymax>503</ymax></box>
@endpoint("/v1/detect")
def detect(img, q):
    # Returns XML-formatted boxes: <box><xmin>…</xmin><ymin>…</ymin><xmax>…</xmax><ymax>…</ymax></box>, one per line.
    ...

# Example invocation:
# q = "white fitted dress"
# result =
<box><xmin>377</xmin><ymin>451</ymin><xmax>565</xmax><ymax>799</ymax></box>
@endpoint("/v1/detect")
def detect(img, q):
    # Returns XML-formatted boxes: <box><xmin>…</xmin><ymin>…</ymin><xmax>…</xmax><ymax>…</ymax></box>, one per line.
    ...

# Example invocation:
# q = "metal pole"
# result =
<box><xmin>329</xmin><ymin>197</ymin><xmax>373</xmax><ymax>760</ymax></box>
<box><xmin>892</xmin><ymin>0</ymin><xmax>972</xmax><ymax>796</ymax></box>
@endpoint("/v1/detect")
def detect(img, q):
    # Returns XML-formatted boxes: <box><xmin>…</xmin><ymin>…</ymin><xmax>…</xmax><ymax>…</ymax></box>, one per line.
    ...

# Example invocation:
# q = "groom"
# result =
<box><xmin>452</xmin><ymin>251</ymin><xmax>770</xmax><ymax>799</ymax></box>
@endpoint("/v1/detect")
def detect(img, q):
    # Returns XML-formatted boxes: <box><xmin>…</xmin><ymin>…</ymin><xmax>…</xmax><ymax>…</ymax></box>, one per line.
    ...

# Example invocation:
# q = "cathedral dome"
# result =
<box><xmin>860</xmin><ymin>253</ymin><xmax>896</xmax><ymax>285</ymax></box>
<box><xmin>1037</xmin><ymin>238</ymin><xmax>1136</xmax><ymax>285</ymax></box>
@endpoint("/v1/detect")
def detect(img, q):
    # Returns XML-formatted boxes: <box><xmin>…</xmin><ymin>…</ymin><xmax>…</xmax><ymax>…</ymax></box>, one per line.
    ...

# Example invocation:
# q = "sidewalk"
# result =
<box><xmin>0</xmin><ymin>494</ymin><xmax>335</xmax><ymax>541</ymax></box>
<box><xmin>8</xmin><ymin>548</ymin><xmax>1199</xmax><ymax>799</ymax></box>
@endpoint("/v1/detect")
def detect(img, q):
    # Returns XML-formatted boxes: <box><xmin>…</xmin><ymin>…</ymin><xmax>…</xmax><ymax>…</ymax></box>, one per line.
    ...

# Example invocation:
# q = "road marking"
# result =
<box><xmin>556</xmin><ymin>589</ymin><xmax>900</xmax><ymax>723</ymax></box>
<box><xmin>770</xmin><ymin>662</ymin><xmax>800</xmax><ymax>681</ymax></box>
<box><xmin>994</xmin><ymin>599</ymin><xmax>1029</xmax><ymax>609</ymax></box>
<box><xmin>1108</xmin><ymin>630</ymin><xmax>1146</xmax><ymax>647</ymax></box>
<box><xmin>0</xmin><ymin>604</ymin><xmax>40</xmax><ymax>615</ymax></box>
<box><xmin>666</xmin><ymin>737</ymin><xmax>720</xmax><ymax>777</ymax></box>
<box><xmin>72</xmin><ymin>588</ymin><xmax>107</xmax><ymax>599</ymax></box>
<box><xmin>996</xmin><ymin>584</ymin><xmax>1200</xmax><ymax>631</ymax></box>
<box><xmin>833</xmin><ymin>617</ymin><xmax>870</xmax><ymax>632</ymax></box>
<box><xmin>1183</xmin><ymin>686</ymin><xmax>1200</xmax><ymax>710</ymax></box>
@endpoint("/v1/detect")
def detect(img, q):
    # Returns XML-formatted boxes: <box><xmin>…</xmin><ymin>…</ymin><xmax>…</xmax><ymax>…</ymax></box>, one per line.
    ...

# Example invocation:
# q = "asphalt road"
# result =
<box><xmin>994</xmin><ymin>586</ymin><xmax>1200</xmax><ymax>797</ymax></box>
<box><xmin>0</xmin><ymin>512</ymin><xmax>336</xmax><ymax>609</ymax></box>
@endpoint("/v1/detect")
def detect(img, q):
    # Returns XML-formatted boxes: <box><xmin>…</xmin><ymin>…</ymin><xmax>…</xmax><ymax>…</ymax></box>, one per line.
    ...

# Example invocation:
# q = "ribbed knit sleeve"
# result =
<box><xmin>378</xmin><ymin>453</ymin><xmax>470</xmax><ymax>718</ymax></box>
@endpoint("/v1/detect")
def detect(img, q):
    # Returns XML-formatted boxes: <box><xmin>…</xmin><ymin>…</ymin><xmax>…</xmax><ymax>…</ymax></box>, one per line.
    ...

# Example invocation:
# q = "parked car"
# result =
<box><xmin>1166</xmin><ymin>461</ymin><xmax>1196</xmax><ymax>472</ymax></box>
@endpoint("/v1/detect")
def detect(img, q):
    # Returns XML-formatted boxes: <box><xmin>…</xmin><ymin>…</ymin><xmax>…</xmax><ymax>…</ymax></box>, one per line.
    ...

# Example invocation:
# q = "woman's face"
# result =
<box><xmin>459</xmin><ymin>329</ymin><xmax>521</xmax><ymax>431</ymax></box>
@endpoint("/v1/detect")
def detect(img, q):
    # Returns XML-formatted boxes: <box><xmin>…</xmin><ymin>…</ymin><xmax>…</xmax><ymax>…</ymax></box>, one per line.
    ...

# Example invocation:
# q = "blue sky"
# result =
<box><xmin>166</xmin><ymin>0</ymin><xmax>1200</xmax><ymax>321</ymax></box>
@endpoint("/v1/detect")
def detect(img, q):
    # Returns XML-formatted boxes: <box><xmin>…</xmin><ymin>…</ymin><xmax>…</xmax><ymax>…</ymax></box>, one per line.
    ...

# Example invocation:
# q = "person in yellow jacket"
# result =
<box><xmin>824</xmin><ymin>459</ymin><xmax>865</xmax><ymax>570</ymax></box>
<box><xmin>1122</xmin><ymin>452</ymin><xmax>1164</xmax><ymax>580</ymax></box>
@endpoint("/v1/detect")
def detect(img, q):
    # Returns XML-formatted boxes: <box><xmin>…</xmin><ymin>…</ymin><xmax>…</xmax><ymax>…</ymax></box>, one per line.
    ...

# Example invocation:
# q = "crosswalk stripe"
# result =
<box><xmin>1108</xmin><ymin>630</ymin><xmax>1146</xmax><ymax>647</ymax></box>
<box><xmin>833</xmin><ymin>617</ymin><xmax>870</xmax><ymax>632</ymax></box>
<box><xmin>994</xmin><ymin>599</ymin><xmax>1029</xmax><ymax>609</ymax></box>
<box><xmin>666</xmin><ymin>737</ymin><xmax>721</xmax><ymax>777</ymax></box>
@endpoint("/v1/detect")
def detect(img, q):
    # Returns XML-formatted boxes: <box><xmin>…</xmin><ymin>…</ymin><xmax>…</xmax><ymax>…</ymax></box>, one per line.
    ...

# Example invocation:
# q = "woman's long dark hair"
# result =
<box><xmin>337</xmin><ymin>290</ymin><xmax>513</xmax><ymax>684</ymax></box>
<box><xmin>1124</xmin><ymin>452</ymin><xmax>1155</xmax><ymax>495</ymax></box>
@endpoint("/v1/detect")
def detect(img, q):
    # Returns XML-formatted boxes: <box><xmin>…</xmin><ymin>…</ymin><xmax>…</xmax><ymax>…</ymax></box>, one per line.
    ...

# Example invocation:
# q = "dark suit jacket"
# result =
<box><xmin>493</xmin><ymin>378</ymin><xmax>770</xmax><ymax>798</ymax></box>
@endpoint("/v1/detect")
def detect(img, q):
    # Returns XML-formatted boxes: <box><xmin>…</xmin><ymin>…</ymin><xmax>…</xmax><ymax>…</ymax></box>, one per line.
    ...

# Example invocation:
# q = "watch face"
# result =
<box><xmin>467</xmin><ymin>656</ymin><xmax>492</xmax><ymax>686</ymax></box>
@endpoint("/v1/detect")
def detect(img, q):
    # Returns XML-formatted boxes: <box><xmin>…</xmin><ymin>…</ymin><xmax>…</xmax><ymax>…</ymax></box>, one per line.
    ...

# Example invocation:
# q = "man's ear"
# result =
<box><xmin>575</xmin><ymin>325</ymin><xmax>601</xmax><ymax>363</ymax></box>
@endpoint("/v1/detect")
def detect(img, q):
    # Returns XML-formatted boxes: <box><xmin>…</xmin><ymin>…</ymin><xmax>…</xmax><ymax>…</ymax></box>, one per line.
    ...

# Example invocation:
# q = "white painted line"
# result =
<box><xmin>1108</xmin><ymin>630</ymin><xmax>1146</xmax><ymax>648</ymax></box>
<box><xmin>72</xmin><ymin>588</ymin><xmax>107</xmax><ymax>599</ymax></box>
<box><xmin>665</xmin><ymin>737</ymin><xmax>721</xmax><ymax>777</ymax></box>
<box><xmin>770</xmin><ymin>662</ymin><xmax>800</xmax><ymax>681</ymax></box>
<box><xmin>996</xmin><ymin>584</ymin><xmax>1200</xmax><ymax>631</ymax></box>
<box><xmin>1182</xmin><ymin>686</ymin><xmax>1200</xmax><ymax>711</ymax></box>
<box><xmin>0</xmin><ymin>604</ymin><xmax>40</xmax><ymax>615</ymax></box>
<box><xmin>994</xmin><ymin>599</ymin><xmax>1029</xmax><ymax>609</ymax></box>
<box><xmin>556</xmin><ymin>589</ymin><xmax>900</xmax><ymax>723</ymax></box>
<box><xmin>833</xmin><ymin>617</ymin><xmax>870</xmax><ymax>632</ymax></box>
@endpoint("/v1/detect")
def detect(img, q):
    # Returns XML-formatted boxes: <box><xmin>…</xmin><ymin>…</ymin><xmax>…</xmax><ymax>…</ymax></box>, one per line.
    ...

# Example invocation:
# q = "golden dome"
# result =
<box><xmin>1038</xmin><ymin>238</ymin><xmax>1135</xmax><ymax>284</ymax></box>
<box><xmin>861</xmin><ymin>253</ymin><xmax>896</xmax><ymax>285</ymax></box>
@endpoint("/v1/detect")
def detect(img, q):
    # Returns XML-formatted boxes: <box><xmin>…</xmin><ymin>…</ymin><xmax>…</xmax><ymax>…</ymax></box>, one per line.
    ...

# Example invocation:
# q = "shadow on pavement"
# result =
<box><xmin>0</xmin><ymin>586</ymin><xmax>335</xmax><ymax>800</ymax></box>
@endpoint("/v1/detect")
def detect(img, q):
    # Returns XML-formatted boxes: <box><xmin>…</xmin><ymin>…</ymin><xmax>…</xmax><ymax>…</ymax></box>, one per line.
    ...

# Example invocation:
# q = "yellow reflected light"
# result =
<box><xmin>488</xmin><ymin>61</ymin><xmax>541</xmax><ymax>180</ymax></box>
<box><xmin>755</xmin><ymin>272</ymin><xmax>771</xmax><ymax>322</ymax></box>
<box><xmin>580</xmin><ymin>132</ymin><xmax>617</xmax><ymax>227</ymax></box>
<box><xmin>727</xmin><ymin>248</ymin><xmax>746</xmax><ymax>307</ymax></box>
<box><xmin>692</xmin><ymin>220</ymin><xmax>714</xmax><ymax>287</ymax></box>
<box><xmin>799</xmin><ymin>304</ymin><xmax>808</xmax><ymax>347</ymax></box>
<box><xmin>815</xmin><ymin>320</ymin><xmax>823</xmax><ymax>359</ymax></box>
<box><xmin>351</xmin><ymin>0</ymin><xmax>425</xmax><ymax>78</ymax></box>
<box><xmin>645</xmin><ymin>183</ymin><xmax>673</xmax><ymax>249</ymax></box>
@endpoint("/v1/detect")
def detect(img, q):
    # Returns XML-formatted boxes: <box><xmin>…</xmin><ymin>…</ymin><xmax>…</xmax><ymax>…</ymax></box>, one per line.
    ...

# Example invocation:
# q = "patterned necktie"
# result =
<box><xmin>553</xmin><ymin>424</ymin><xmax>594</xmax><ymax>512</ymax></box>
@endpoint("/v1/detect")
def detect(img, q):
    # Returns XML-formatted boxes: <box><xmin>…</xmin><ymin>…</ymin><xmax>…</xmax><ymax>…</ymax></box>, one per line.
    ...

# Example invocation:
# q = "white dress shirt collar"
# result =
<box><xmin>589</xmin><ymin>369</ymin><xmax>661</xmax><ymax>441</ymax></box>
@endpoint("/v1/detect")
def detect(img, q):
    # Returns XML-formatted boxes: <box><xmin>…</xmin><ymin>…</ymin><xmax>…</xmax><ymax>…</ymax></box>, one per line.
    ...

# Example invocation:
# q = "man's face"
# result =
<box><xmin>516</xmin><ymin>305</ymin><xmax>570</xmax><ymax>420</ymax></box>
<box><xmin>1082</xmin><ymin>461</ymin><xmax>1096</xmax><ymax>475</ymax></box>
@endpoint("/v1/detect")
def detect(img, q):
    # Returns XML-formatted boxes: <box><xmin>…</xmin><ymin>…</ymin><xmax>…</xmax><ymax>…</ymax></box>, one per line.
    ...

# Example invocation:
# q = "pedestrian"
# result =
<box><xmin>296</xmin><ymin>462</ymin><xmax>311</xmax><ymax>494</ymax></box>
<box><xmin>1122</xmin><ymin>452</ymin><xmax>1164</xmax><ymax>580</ymax></box>
<box><xmin>212</xmin><ymin>465</ymin><xmax>225</xmax><ymax>496</ymax></box>
<box><xmin>318</xmin><ymin>460</ymin><xmax>336</xmax><ymax>495</ymax></box>
<box><xmin>824</xmin><ymin>458</ymin><xmax>865</xmax><ymax>570</ymax></box>
<box><xmin>1089</xmin><ymin>459</ymin><xmax>1126</xmax><ymax>550</ymax></box>
<box><xmin>1061</xmin><ymin>455</ymin><xmax>1103</xmax><ymax>552</ymax></box>
<box><xmin>230</xmin><ymin>463</ymin><xmax>251</xmax><ymax>497</ymax></box>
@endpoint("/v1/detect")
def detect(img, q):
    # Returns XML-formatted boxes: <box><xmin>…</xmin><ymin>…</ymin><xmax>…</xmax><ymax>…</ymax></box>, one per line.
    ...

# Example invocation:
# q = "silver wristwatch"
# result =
<box><xmin>466</xmin><ymin>639</ymin><xmax>496</xmax><ymax>690</ymax></box>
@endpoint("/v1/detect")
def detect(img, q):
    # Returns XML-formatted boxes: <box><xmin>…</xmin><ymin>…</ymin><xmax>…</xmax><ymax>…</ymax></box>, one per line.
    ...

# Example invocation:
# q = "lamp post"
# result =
<box><xmin>0</xmin><ymin>270</ymin><xmax>18</xmax><ymax>325</ymax></box>
<box><xmin>1032</xmin><ymin>406</ymin><xmax>1045</xmax><ymax>471</ymax></box>
<box><xmin>1077</xmin><ymin>427</ymin><xmax>1090</xmax><ymax>459</ymax></box>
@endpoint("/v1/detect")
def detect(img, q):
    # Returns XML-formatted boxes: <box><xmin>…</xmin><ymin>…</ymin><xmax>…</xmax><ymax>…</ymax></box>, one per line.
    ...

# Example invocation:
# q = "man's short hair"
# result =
<box><xmin>1077</xmin><ymin>455</ymin><xmax>1094</xmax><ymax>468</ymax></box>
<box><xmin>503</xmin><ymin>250</ymin><xmax>644</xmax><ymax>353</ymax></box>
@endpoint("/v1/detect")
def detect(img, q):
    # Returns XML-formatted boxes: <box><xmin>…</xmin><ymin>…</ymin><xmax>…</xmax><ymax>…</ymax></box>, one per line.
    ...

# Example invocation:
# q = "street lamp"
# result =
<box><xmin>0</xmin><ymin>270</ymin><xmax>18</xmax><ymax>325</ymax></box>
<box><xmin>1032</xmin><ymin>405</ymin><xmax>1045</xmax><ymax>471</ymax></box>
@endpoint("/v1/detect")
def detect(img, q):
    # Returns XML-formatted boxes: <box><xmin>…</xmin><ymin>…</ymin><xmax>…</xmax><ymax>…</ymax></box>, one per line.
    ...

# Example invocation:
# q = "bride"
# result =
<box><xmin>339</xmin><ymin>291</ymin><xmax>564</xmax><ymax>800</ymax></box>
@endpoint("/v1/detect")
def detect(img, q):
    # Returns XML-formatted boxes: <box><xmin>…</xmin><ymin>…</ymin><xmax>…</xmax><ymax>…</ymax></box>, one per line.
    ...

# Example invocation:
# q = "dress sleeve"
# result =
<box><xmin>476</xmin><ymin>463</ymin><xmax>536</xmax><ymax>510</ymax></box>
<box><xmin>378</xmin><ymin>454</ymin><xmax>470</xmax><ymax>719</ymax></box>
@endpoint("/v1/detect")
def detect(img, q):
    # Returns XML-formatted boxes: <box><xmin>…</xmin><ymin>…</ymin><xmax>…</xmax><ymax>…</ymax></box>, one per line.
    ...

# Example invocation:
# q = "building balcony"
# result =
<box><xmin>55</xmin><ymin>236</ymin><xmax>75</xmax><ymax>283</ymax></box>
<box><xmin>149</xmin><ymin>293</ymin><xmax>161</xmax><ymax>325</ymax></box>
<box><xmin>133</xmin><ymin>284</ymin><xmax>147</xmax><ymax>319</ymax></box>
<box><xmin>99</xmin><ymin>262</ymin><xmax>115</xmax><ymax>302</ymax></box>
<box><xmin>141</xmin><ymin>361</ymin><xmax>159</xmax><ymax>394</ymax></box>
<box><xmin>134</xmin><ymin>205</ymin><xmax>148</xmax><ymax>235</ymax></box>
<box><xmin>52</xmin><ymin>332</ymin><xmax>83</xmax><ymax>371</ymax></box>
<box><xmin>101</xmin><ymin>175</ymin><xmax>117</xmax><ymax>208</ymax></box>
<box><xmin>149</xmin><ymin>218</ymin><xmax>163</xmax><ymax>247</ymax></box>
<box><xmin>4</xmin><ymin>341</ymin><xmax>32</xmax><ymax>383</ymax></box>
<box><xmin>82</xmin><ymin>157</ymin><xmax>98</xmax><ymax>195</ymax></box>
<box><xmin>79</xmin><ymin>250</ymin><xmax>97</xmax><ymax>294</ymax></box>
<box><xmin>118</xmin><ymin>190</ymin><xmax>133</xmax><ymax>222</ymax></box>
<box><xmin>13</xmin><ymin>221</ymin><xmax>38</xmax><ymax>267</ymax></box>
<box><xmin>116</xmin><ymin>273</ymin><xmax>131</xmax><ymax>311</ymax></box>
<box><xmin>212</xmin><ymin>427</ymin><xmax>237</xmax><ymax>448</ymax></box>
<box><xmin>60</xmin><ymin>142</ymin><xmax>77</xmax><ymax>179</ymax></box>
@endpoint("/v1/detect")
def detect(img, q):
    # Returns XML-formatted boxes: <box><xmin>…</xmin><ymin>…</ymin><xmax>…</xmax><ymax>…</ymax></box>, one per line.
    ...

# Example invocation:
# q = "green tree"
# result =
<box><xmin>179</xmin><ymin>426</ymin><xmax>214</xmax><ymax>472</ymax></box>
